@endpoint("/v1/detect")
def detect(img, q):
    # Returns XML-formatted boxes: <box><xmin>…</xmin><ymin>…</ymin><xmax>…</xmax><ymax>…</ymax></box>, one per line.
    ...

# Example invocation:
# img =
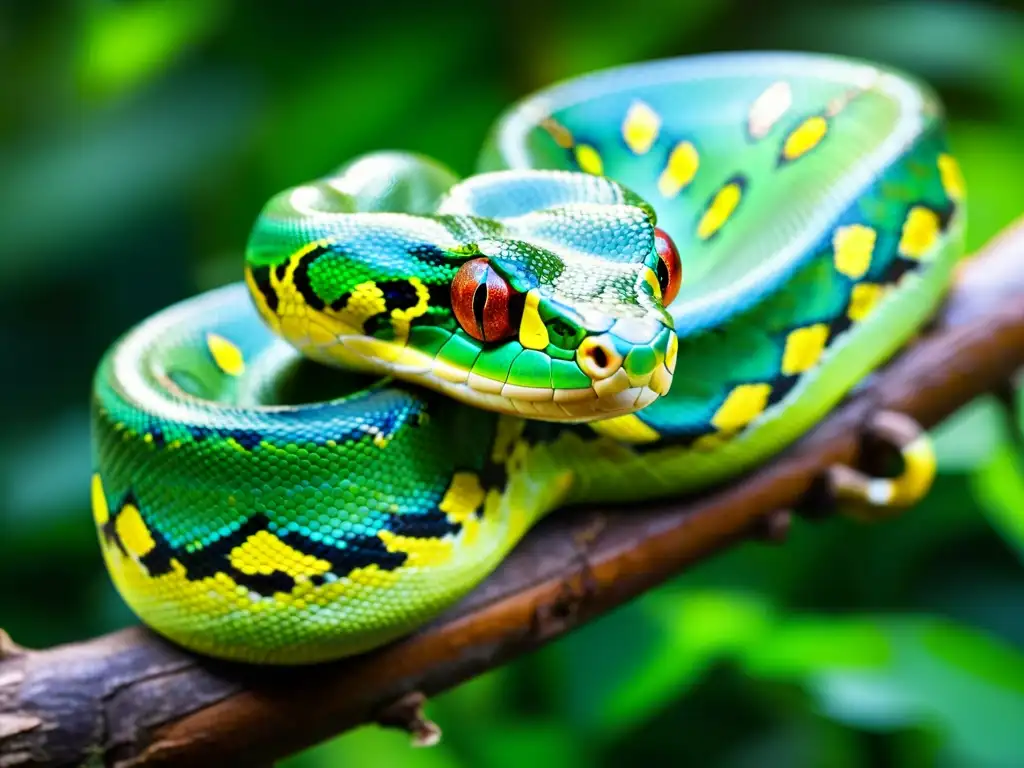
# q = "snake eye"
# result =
<box><xmin>653</xmin><ymin>227</ymin><xmax>682</xmax><ymax>306</ymax></box>
<box><xmin>451</xmin><ymin>258</ymin><xmax>518</xmax><ymax>342</ymax></box>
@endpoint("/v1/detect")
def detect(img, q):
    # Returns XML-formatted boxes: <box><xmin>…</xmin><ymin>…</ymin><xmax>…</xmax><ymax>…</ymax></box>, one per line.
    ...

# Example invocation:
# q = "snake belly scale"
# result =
<box><xmin>91</xmin><ymin>52</ymin><xmax>966</xmax><ymax>663</ymax></box>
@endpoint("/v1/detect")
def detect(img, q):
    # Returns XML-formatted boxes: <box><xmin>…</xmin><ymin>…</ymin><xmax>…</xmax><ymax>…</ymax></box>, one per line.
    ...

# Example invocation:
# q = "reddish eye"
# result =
<box><xmin>653</xmin><ymin>227</ymin><xmax>682</xmax><ymax>306</ymax></box>
<box><xmin>451</xmin><ymin>258</ymin><xmax>518</xmax><ymax>342</ymax></box>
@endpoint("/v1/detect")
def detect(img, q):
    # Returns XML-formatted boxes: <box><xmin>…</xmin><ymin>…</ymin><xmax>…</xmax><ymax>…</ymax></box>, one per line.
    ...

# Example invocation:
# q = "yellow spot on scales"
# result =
<box><xmin>899</xmin><ymin>207</ymin><xmax>941</xmax><ymax>260</ymax></box>
<box><xmin>781</xmin><ymin>115</ymin><xmax>828</xmax><ymax>162</ymax></box>
<box><xmin>641</xmin><ymin>266</ymin><xmax>662</xmax><ymax>299</ymax></box>
<box><xmin>482</xmin><ymin>487</ymin><xmax>504</xmax><ymax>521</ymax></box>
<box><xmin>622</xmin><ymin>100</ymin><xmax>661</xmax><ymax>155</ymax></box>
<box><xmin>343</xmin><ymin>335</ymin><xmax>433</xmax><ymax>370</ymax></box>
<box><xmin>519</xmin><ymin>290</ymin><xmax>549</xmax><ymax>350</ymax></box>
<box><xmin>938</xmin><ymin>153</ymin><xmax>966</xmax><ymax>202</ymax></box>
<box><xmin>589</xmin><ymin>414</ymin><xmax>661</xmax><ymax>444</ymax></box>
<box><xmin>697</xmin><ymin>180</ymin><xmax>744</xmax><ymax>240</ymax></box>
<box><xmin>574</xmin><ymin>144</ymin><xmax>604</xmax><ymax>175</ymax></box>
<box><xmin>339</xmin><ymin>281</ymin><xmax>388</xmax><ymax>329</ymax></box>
<box><xmin>370</xmin><ymin>429</ymin><xmax>392</xmax><ymax>449</ymax></box>
<box><xmin>657</xmin><ymin>141</ymin><xmax>699</xmax><ymax>198</ymax></box>
<box><xmin>693</xmin><ymin>431</ymin><xmax>730</xmax><ymax>452</ymax></box>
<box><xmin>256</xmin><ymin>241</ymin><xmax>371</xmax><ymax>351</ymax></box>
<box><xmin>306</xmin><ymin>322</ymin><xmax>338</xmax><ymax>347</ymax></box>
<box><xmin>207</xmin><ymin>334</ymin><xmax>245</xmax><ymax>376</ymax></box>
<box><xmin>832</xmin><ymin>224</ymin><xmax>877</xmax><ymax>279</ymax></box>
<box><xmin>229</xmin><ymin>530</ymin><xmax>331</xmax><ymax>580</ymax></box>
<box><xmin>91</xmin><ymin>474</ymin><xmax>109</xmax><ymax>526</ymax></box>
<box><xmin>848</xmin><ymin>283</ymin><xmax>886</xmax><ymax>322</ymax></box>
<box><xmin>748</xmin><ymin>81</ymin><xmax>793</xmax><ymax>139</ymax></box>
<box><xmin>491</xmin><ymin>416</ymin><xmax>526</xmax><ymax>464</ymax></box>
<box><xmin>439</xmin><ymin>472</ymin><xmax>485</xmax><ymax>523</ymax></box>
<box><xmin>226</xmin><ymin>437</ymin><xmax>256</xmax><ymax>454</ymax></box>
<box><xmin>507</xmin><ymin>439</ymin><xmax>531</xmax><ymax>477</ymax></box>
<box><xmin>781</xmin><ymin>324</ymin><xmax>829</xmax><ymax>375</ymax></box>
<box><xmin>99</xmin><ymin>535</ymin><xmax>406</xmax><ymax>646</ymax></box>
<box><xmin>712</xmin><ymin>383</ymin><xmax>772</xmax><ymax>432</ymax></box>
<box><xmin>115</xmin><ymin>504</ymin><xmax>156</xmax><ymax>558</ymax></box>
<box><xmin>270</xmin><ymin>240</ymin><xmax>335</xmax><ymax>318</ymax></box>
<box><xmin>343</xmin><ymin>562</ymin><xmax>403</xmax><ymax>591</ymax></box>
<box><xmin>378</xmin><ymin>529</ymin><xmax>454</xmax><ymax>569</ymax></box>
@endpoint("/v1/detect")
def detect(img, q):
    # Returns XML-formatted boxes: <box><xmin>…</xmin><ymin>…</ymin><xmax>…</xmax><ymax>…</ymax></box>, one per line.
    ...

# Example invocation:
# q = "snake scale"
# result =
<box><xmin>91</xmin><ymin>53</ymin><xmax>966</xmax><ymax>664</ymax></box>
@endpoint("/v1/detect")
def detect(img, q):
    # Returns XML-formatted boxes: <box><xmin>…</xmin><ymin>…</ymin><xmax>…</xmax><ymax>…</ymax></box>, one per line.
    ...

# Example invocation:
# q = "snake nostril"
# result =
<box><xmin>588</xmin><ymin>344</ymin><xmax>609</xmax><ymax>370</ymax></box>
<box><xmin>577</xmin><ymin>336</ymin><xmax>622</xmax><ymax>380</ymax></box>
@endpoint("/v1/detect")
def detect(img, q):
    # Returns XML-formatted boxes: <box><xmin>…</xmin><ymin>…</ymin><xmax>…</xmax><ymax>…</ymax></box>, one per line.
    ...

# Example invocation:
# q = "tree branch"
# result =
<box><xmin>4</xmin><ymin>218</ymin><xmax>1024</xmax><ymax>768</ymax></box>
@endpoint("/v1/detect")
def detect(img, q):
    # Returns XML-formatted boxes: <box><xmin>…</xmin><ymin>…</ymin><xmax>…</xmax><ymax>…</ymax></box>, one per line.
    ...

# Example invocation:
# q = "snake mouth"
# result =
<box><xmin>485</xmin><ymin>383</ymin><xmax>663</xmax><ymax>420</ymax></box>
<box><xmin>454</xmin><ymin>324</ymin><xmax>676</xmax><ymax>422</ymax></box>
<box><xmin>296</xmin><ymin>319</ymin><xmax>676</xmax><ymax>423</ymax></box>
<box><xmin>449</xmin><ymin>376</ymin><xmax>667</xmax><ymax>421</ymax></box>
<box><xmin>423</xmin><ymin>354</ymin><xmax>673</xmax><ymax>421</ymax></box>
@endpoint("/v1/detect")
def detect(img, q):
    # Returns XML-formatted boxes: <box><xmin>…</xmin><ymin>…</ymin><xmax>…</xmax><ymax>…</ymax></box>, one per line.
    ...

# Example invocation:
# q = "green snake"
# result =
<box><xmin>91</xmin><ymin>52</ymin><xmax>966</xmax><ymax>664</ymax></box>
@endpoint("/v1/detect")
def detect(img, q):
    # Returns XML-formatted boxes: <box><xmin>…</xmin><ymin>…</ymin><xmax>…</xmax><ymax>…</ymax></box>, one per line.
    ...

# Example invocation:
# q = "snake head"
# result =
<box><xmin>246</xmin><ymin>158</ymin><xmax>678</xmax><ymax>422</ymax></box>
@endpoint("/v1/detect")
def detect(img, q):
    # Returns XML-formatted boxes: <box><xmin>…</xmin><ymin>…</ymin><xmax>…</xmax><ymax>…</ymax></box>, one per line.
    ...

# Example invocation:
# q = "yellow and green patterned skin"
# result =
<box><xmin>92</xmin><ymin>53</ymin><xmax>966</xmax><ymax>664</ymax></box>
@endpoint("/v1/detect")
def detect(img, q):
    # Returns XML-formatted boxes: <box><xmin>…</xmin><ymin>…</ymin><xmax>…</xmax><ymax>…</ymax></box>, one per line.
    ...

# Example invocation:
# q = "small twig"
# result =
<box><xmin>751</xmin><ymin>509</ymin><xmax>793</xmax><ymax>543</ymax></box>
<box><xmin>375</xmin><ymin>692</ymin><xmax>441</xmax><ymax>748</ymax></box>
<box><xmin>0</xmin><ymin>630</ymin><xmax>23</xmax><ymax>660</ymax></box>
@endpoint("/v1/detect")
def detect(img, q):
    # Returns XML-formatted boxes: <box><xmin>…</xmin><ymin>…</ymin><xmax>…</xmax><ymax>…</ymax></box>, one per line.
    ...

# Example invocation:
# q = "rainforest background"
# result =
<box><xmin>3</xmin><ymin>1</ymin><xmax>1024</xmax><ymax>765</ymax></box>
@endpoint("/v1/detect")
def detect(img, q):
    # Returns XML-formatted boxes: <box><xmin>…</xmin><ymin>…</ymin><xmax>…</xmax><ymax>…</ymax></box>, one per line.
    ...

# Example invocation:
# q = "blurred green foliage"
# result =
<box><xmin>2</xmin><ymin>1</ymin><xmax>1024</xmax><ymax>766</ymax></box>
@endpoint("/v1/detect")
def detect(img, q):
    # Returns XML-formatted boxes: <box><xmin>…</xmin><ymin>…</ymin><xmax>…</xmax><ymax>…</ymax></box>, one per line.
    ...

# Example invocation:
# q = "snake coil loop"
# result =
<box><xmin>91</xmin><ymin>52</ymin><xmax>965</xmax><ymax>663</ymax></box>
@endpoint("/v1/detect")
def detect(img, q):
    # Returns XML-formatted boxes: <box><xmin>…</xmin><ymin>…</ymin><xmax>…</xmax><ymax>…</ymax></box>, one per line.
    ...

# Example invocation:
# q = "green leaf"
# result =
<box><xmin>971</xmin><ymin>442</ymin><xmax>1024</xmax><ymax>561</ymax></box>
<box><xmin>930</xmin><ymin>396</ymin><xmax>1006</xmax><ymax>472</ymax></box>
<box><xmin>849</xmin><ymin>621</ymin><xmax>1024</xmax><ymax>766</ymax></box>
<box><xmin>429</xmin><ymin>664</ymin><xmax>511</xmax><ymax>726</ymax></box>
<box><xmin>0</xmin><ymin>73</ymin><xmax>254</xmax><ymax>281</ymax></box>
<box><xmin>922</xmin><ymin>620</ymin><xmax>1024</xmax><ymax>696</ymax></box>
<box><xmin>766</xmin><ymin>1</ymin><xmax>1024</xmax><ymax>104</ymax></box>
<box><xmin>553</xmin><ymin>596</ymin><xmax>664</xmax><ymax>734</ymax></box>
<box><xmin>742</xmin><ymin>616</ymin><xmax>1024</xmax><ymax>766</ymax></box>
<box><xmin>78</xmin><ymin>0</ymin><xmax>229</xmax><ymax>99</ymax></box>
<box><xmin>946</xmin><ymin>122</ymin><xmax>1024</xmax><ymax>253</ymax></box>
<box><xmin>596</xmin><ymin>590</ymin><xmax>772</xmax><ymax>735</ymax></box>
<box><xmin>2</xmin><ymin>411</ymin><xmax>91</xmax><ymax>523</ymax></box>
<box><xmin>470</xmin><ymin>722</ymin><xmax>588</xmax><ymax>768</ymax></box>
<box><xmin>535</xmin><ymin>0</ymin><xmax>731</xmax><ymax>80</ymax></box>
<box><xmin>282</xmin><ymin>724</ymin><xmax>463</xmax><ymax>768</ymax></box>
<box><xmin>257</xmin><ymin>16</ymin><xmax>478</xmax><ymax>191</ymax></box>
<box><xmin>742</xmin><ymin>618</ymin><xmax>893</xmax><ymax>678</ymax></box>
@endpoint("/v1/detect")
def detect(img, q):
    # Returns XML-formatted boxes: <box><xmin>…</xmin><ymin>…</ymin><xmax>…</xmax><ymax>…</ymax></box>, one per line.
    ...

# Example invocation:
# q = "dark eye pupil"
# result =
<box><xmin>472</xmin><ymin>281</ymin><xmax>488</xmax><ymax>329</ymax></box>
<box><xmin>656</xmin><ymin>256</ymin><xmax>671</xmax><ymax>294</ymax></box>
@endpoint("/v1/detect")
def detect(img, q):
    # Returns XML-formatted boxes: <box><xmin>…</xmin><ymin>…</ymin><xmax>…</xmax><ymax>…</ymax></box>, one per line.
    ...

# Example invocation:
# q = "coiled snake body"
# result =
<box><xmin>91</xmin><ymin>53</ymin><xmax>966</xmax><ymax>663</ymax></box>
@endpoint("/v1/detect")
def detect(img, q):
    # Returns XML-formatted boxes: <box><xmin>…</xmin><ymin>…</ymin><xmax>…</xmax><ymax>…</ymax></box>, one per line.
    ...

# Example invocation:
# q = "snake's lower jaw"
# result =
<box><xmin>428</xmin><ymin>372</ymin><xmax>668</xmax><ymax>422</ymax></box>
<box><xmin>406</xmin><ymin>359</ymin><xmax>670</xmax><ymax>422</ymax></box>
<box><xmin>302</xmin><ymin>328</ymin><xmax>674</xmax><ymax>421</ymax></box>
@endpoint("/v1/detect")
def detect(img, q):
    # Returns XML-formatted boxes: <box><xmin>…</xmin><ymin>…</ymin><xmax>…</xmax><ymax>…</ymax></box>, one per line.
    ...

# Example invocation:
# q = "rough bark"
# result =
<box><xmin>3</xmin><ymin>218</ymin><xmax>1024</xmax><ymax>768</ymax></box>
